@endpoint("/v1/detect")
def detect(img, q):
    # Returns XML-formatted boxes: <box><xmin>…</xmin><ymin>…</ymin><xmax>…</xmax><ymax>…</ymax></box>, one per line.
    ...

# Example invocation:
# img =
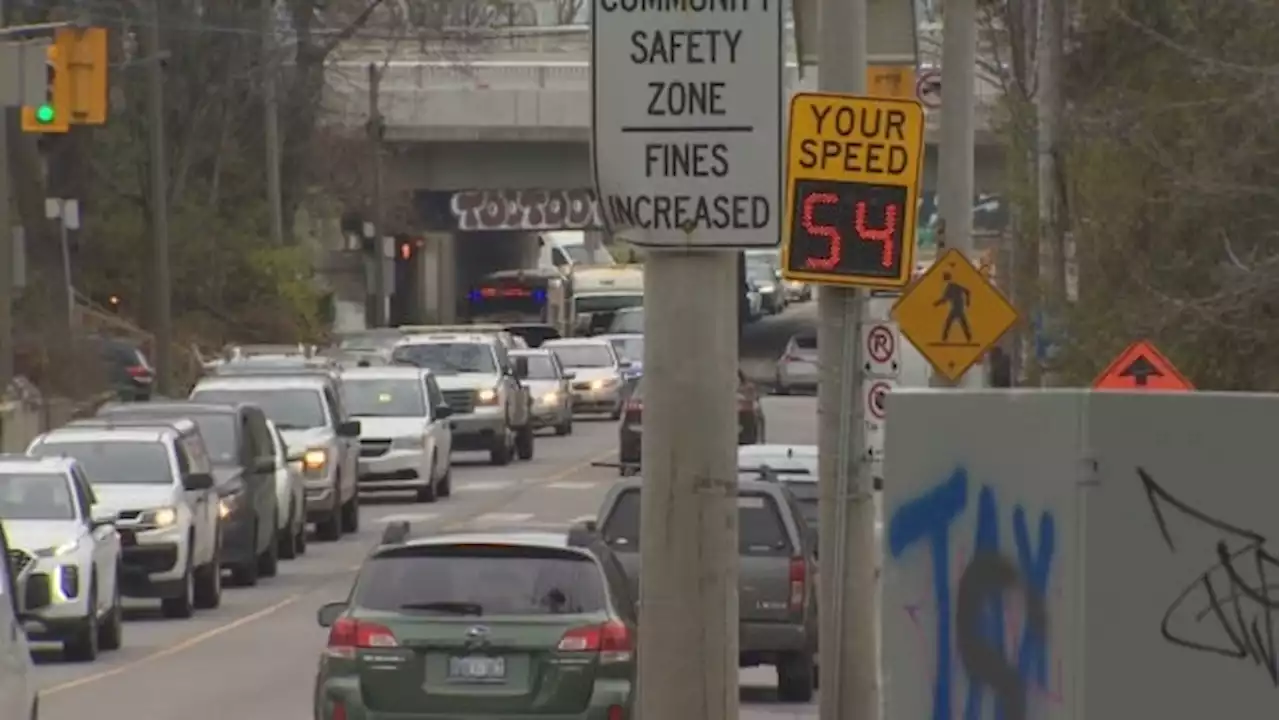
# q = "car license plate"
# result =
<box><xmin>447</xmin><ymin>655</ymin><xmax>506</xmax><ymax>682</ymax></box>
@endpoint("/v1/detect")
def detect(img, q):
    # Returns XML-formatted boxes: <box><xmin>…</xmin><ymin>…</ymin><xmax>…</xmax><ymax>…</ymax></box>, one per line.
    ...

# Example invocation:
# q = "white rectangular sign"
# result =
<box><xmin>591</xmin><ymin>0</ymin><xmax>783</xmax><ymax>248</ymax></box>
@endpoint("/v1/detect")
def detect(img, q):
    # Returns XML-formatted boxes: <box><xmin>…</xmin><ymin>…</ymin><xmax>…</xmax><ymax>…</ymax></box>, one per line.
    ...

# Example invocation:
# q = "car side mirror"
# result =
<box><xmin>337</xmin><ymin>419</ymin><xmax>362</xmax><ymax>437</ymax></box>
<box><xmin>183</xmin><ymin>472</ymin><xmax>214</xmax><ymax>491</ymax></box>
<box><xmin>90</xmin><ymin>516</ymin><xmax>115</xmax><ymax>531</ymax></box>
<box><xmin>435</xmin><ymin>404</ymin><xmax>453</xmax><ymax>420</ymax></box>
<box><xmin>618</xmin><ymin>360</ymin><xmax>632</xmax><ymax>369</ymax></box>
<box><xmin>563</xmin><ymin>371</ymin><xmax>576</xmax><ymax>380</ymax></box>
<box><xmin>22</xmin><ymin>574</ymin><xmax>52</xmax><ymax>612</ymax></box>
<box><xmin>317</xmin><ymin>601</ymin><xmax>346</xmax><ymax>627</ymax></box>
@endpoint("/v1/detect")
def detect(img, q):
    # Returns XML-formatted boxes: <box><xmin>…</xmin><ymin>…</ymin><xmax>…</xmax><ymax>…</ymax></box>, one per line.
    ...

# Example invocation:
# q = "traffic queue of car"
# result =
<box><xmin>0</xmin><ymin>324</ymin><xmax>642</xmax><ymax>678</ymax></box>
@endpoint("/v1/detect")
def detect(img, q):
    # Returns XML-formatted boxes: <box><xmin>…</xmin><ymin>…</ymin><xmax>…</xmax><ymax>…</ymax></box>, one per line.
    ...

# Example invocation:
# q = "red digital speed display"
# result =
<box><xmin>786</xmin><ymin>179</ymin><xmax>909</xmax><ymax>284</ymax></box>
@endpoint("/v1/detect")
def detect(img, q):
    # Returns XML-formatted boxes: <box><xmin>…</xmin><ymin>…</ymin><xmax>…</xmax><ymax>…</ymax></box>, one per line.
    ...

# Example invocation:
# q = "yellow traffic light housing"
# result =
<box><xmin>21</xmin><ymin>42</ymin><xmax>70</xmax><ymax>133</ymax></box>
<box><xmin>66</xmin><ymin>28</ymin><xmax>109</xmax><ymax>124</ymax></box>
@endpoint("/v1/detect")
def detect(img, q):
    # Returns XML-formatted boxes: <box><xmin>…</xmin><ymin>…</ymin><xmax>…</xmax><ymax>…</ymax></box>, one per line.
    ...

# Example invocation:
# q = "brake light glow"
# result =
<box><xmin>331</xmin><ymin>702</ymin><xmax>348</xmax><ymax>720</ymax></box>
<box><xmin>625</xmin><ymin>398</ymin><xmax>643</xmax><ymax>413</ymax></box>
<box><xmin>788</xmin><ymin>556</ymin><xmax>806</xmax><ymax>612</ymax></box>
<box><xmin>557</xmin><ymin>620</ymin><xmax>632</xmax><ymax>662</ymax></box>
<box><xmin>126</xmin><ymin>365</ymin><xmax>150</xmax><ymax>377</ymax></box>
<box><xmin>325</xmin><ymin>618</ymin><xmax>398</xmax><ymax>659</ymax></box>
<box><xmin>607</xmin><ymin>705</ymin><xmax>627</xmax><ymax>720</ymax></box>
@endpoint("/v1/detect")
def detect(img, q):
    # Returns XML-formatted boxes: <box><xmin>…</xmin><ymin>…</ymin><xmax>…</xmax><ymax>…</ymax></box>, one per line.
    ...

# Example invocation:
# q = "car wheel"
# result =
<box><xmin>257</xmin><ymin>519</ymin><xmax>279</xmax><ymax>578</ymax></box>
<box><xmin>315</xmin><ymin>497</ymin><xmax>341</xmax><ymax>542</ymax></box>
<box><xmin>64</xmin><ymin>584</ymin><xmax>99</xmax><ymax>662</ymax></box>
<box><xmin>193</xmin><ymin>546</ymin><xmax>222</xmax><ymax>610</ymax></box>
<box><xmin>230</xmin><ymin>529</ymin><xmax>260</xmax><ymax>587</ymax></box>
<box><xmin>515</xmin><ymin>425</ymin><xmax>535</xmax><ymax>460</ymax></box>
<box><xmin>161</xmin><ymin>555</ymin><xmax>196</xmax><ymax>618</ymax></box>
<box><xmin>97</xmin><ymin>574</ymin><xmax>123</xmax><ymax>651</ymax></box>
<box><xmin>489</xmin><ymin>426</ymin><xmax>513</xmax><ymax>466</ymax></box>
<box><xmin>295</xmin><ymin>516</ymin><xmax>308</xmax><ymax>555</ymax></box>
<box><xmin>340</xmin><ymin>490</ymin><xmax>360</xmax><ymax>533</ymax></box>
<box><xmin>776</xmin><ymin>652</ymin><xmax>816</xmax><ymax>702</ymax></box>
<box><xmin>278</xmin><ymin>514</ymin><xmax>298</xmax><ymax>560</ymax></box>
<box><xmin>554</xmin><ymin>417</ymin><xmax>572</xmax><ymax>436</ymax></box>
<box><xmin>416</xmin><ymin>458</ymin><xmax>438</xmax><ymax>503</ymax></box>
<box><xmin>438</xmin><ymin>464</ymin><xmax>452</xmax><ymax>497</ymax></box>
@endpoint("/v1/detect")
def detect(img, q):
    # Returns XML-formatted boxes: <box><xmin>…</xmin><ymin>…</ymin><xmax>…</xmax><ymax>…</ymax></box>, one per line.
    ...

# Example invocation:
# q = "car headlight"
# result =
<box><xmin>141</xmin><ymin>506</ymin><xmax>179</xmax><ymax>528</ymax></box>
<box><xmin>391</xmin><ymin>435</ymin><xmax>425</xmax><ymax>450</ymax></box>
<box><xmin>541</xmin><ymin>391</ymin><xmax>559</xmax><ymax>405</ymax></box>
<box><xmin>476</xmin><ymin>388</ymin><xmax>499</xmax><ymax>405</ymax></box>
<box><xmin>590</xmin><ymin>378</ymin><xmax>618</xmax><ymax>390</ymax></box>
<box><xmin>35</xmin><ymin>538</ymin><xmax>81</xmax><ymax>558</ymax></box>
<box><xmin>759</xmin><ymin>284</ymin><xmax>775</xmax><ymax>294</ymax></box>
<box><xmin>218</xmin><ymin>492</ymin><xmax>244</xmax><ymax>519</ymax></box>
<box><xmin>302</xmin><ymin>448</ymin><xmax>328</xmax><ymax>472</ymax></box>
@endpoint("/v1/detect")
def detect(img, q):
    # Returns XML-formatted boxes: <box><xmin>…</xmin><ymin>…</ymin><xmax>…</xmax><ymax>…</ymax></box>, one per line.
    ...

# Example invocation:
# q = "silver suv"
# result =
<box><xmin>188</xmin><ymin>374</ymin><xmax>362</xmax><ymax>542</ymax></box>
<box><xmin>391</xmin><ymin>333</ymin><xmax>534</xmax><ymax>466</ymax></box>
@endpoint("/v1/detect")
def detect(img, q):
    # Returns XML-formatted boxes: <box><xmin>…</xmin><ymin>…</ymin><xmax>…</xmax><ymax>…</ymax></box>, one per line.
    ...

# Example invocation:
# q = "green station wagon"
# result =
<box><xmin>313</xmin><ymin>526</ymin><xmax>637</xmax><ymax>720</ymax></box>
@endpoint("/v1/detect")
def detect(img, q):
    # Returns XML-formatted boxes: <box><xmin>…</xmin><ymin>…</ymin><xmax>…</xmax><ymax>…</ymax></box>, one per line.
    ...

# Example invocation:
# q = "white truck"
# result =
<box><xmin>571</xmin><ymin>265</ymin><xmax>644</xmax><ymax>336</ymax></box>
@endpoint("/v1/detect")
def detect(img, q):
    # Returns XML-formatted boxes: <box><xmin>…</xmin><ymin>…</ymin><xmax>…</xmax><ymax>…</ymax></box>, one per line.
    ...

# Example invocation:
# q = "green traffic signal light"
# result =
<box><xmin>35</xmin><ymin>105</ymin><xmax>56</xmax><ymax>125</ymax></box>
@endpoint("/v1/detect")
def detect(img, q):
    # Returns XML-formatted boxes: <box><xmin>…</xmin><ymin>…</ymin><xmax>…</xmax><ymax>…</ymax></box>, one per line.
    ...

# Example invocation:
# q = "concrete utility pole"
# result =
<box><xmin>366</xmin><ymin>63</ymin><xmax>386</xmax><ymax>327</ymax></box>
<box><xmin>263</xmin><ymin>0</ymin><xmax>284</xmax><ymax>246</ymax></box>
<box><xmin>638</xmin><ymin>250</ymin><xmax>740</xmax><ymax>720</ymax></box>
<box><xmin>1036</xmin><ymin>0</ymin><xmax>1065</xmax><ymax>384</ymax></box>
<box><xmin>146</xmin><ymin>0</ymin><xmax>173</xmax><ymax>394</ymax></box>
<box><xmin>814</xmin><ymin>0</ymin><xmax>878</xmax><ymax>719</ymax></box>
<box><xmin>933</xmin><ymin>0</ymin><xmax>982</xmax><ymax>388</ymax></box>
<box><xmin>0</xmin><ymin>0</ymin><xmax>13</xmax><ymax>394</ymax></box>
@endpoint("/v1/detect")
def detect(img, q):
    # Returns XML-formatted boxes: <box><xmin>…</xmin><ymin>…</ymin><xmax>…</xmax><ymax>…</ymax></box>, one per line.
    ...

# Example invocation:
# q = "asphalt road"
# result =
<box><xmin>32</xmin><ymin>396</ymin><xmax>820</xmax><ymax>720</ymax></box>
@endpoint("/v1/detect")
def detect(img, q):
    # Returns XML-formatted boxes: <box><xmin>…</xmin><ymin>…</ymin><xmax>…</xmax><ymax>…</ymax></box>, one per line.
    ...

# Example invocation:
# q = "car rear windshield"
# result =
<box><xmin>601</xmin><ymin>489</ymin><xmax>794</xmax><ymax>556</ymax></box>
<box><xmin>356</xmin><ymin>544</ymin><xmax>608</xmax><ymax>616</ymax></box>
<box><xmin>28</xmin><ymin>439</ymin><xmax>172</xmax><ymax>484</ymax></box>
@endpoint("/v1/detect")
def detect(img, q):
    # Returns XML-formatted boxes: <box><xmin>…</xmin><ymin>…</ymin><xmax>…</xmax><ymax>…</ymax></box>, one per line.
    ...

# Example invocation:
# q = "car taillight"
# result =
<box><xmin>557</xmin><ymin>620</ymin><xmax>632</xmax><ymax>662</ymax></box>
<box><xmin>788</xmin><ymin>556</ymin><xmax>806</xmax><ymax>612</ymax></box>
<box><xmin>331</xmin><ymin>701</ymin><xmax>348</xmax><ymax>720</ymax></box>
<box><xmin>625</xmin><ymin>398</ymin><xmax>643</xmax><ymax>413</ymax></box>
<box><xmin>126</xmin><ymin>364</ymin><xmax>151</xmax><ymax>377</ymax></box>
<box><xmin>607</xmin><ymin>705</ymin><xmax>627</xmax><ymax>720</ymax></box>
<box><xmin>325</xmin><ymin>617</ymin><xmax>398</xmax><ymax>659</ymax></box>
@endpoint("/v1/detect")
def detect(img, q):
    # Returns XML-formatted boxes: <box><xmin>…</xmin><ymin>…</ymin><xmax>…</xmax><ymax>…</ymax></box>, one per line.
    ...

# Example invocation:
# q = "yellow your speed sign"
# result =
<box><xmin>781</xmin><ymin>93</ymin><xmax>925</xmax><ymax>289</ymax></box>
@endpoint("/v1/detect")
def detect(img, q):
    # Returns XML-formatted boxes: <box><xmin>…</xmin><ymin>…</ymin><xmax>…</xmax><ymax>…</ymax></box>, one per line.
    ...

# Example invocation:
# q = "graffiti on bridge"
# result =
<box><xmin>450</xmin><ymin>189</ymin><xmax>603</xmax><ymax>231</ymax></box>
<box><xmin>1138</xmin><ymin>466</ymin><xmax>1278</xmax><ymax>685</ymax></box>
<box><xmin>889</xmin><ymin>467</ymin><xmax>1058</xmax><ymax>720</ymax></box>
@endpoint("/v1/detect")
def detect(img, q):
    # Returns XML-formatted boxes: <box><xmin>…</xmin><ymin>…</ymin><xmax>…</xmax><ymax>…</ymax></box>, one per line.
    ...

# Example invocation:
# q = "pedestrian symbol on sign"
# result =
<box><xmin>933</xmin><ymin>272</ymin><xmax>974</xmax><ymax>345</ymax></box>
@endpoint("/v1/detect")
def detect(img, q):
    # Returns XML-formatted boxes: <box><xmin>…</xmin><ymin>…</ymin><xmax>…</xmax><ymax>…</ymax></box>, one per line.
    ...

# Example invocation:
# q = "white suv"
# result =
<box><xmin>0</xmin><ymin>455</ymin><xmax>123</xmax><ymax>662</ymax></box>
<box><xmin>0</xmin><ymin>520</ymin><xmax>37</xmax><ymax>719</ymax></box>
<box><xmin>26</xmin><ymin>421</ymin><xmax>222</xmax><ymax>619</ymax></box>
<box><xmin>341</xmin><ymin>366</ymin><xmax>454</xmax><ymax>502</ymax></box>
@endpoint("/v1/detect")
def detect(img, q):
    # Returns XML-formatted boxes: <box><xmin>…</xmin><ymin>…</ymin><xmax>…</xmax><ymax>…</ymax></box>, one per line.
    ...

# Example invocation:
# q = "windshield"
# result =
<box><xmin>576</xmin><ymin>294</ymin><xmax>642</xmax><ymax>314</ymax></box>
<box><xmin>190</xmin><ymin>388</ymin><xmax>327</xmax><ymax>430</ymax></box>
<box><xmin>28</xmin><ymin>440</ymin><xmax>172</xmax><ymax>484</ymax></box>
<box><xmin>180</xmin><ymin>414</ymin><xmax>238</xmax><ymax>465</ymax></box>
<box><xmin>356</xmin><ymin>545</ymin><xmax>607</xmax><ymax>616</ymax></box>
<box><xmin>517</xmin><ymin>354</ymin><xmax>559</xmax><ymax>380</ymax></box>
<box><xmin>0</xmin><ymin>473</ymin><xmax>76</xmax><ymax>520</ymax></box>
<box><xmin>548</xmin><ymin>344</ymin><xmax>614</xmax><ymax>368</ymax></box>
<box><xmin>343</xmin><ymin>379</ymin><xmax>426</xmax><ymax>417</ymax></box>
<box><xmin>391</xmin><ymin>343</ymin><xmax>497</xmax><ymax>375</ymax></box>
<box><xmin>781</xmin><ymin>481</ymin><xmax>819</xmax><ymax>528</ymax></box>
<box><xmin>607</xmin><ymin>337</ymin><xmax>644</xmax><ymax>363</ymax></box>
<box><xmin>561</xmin><ymin>244</ymin><xmax>592</xmax><ymax>264</ymax></box>
<box><xmin>608</xmin><ymin>310</ymin><xmax>644</xmax><ymax>334</ymax></box>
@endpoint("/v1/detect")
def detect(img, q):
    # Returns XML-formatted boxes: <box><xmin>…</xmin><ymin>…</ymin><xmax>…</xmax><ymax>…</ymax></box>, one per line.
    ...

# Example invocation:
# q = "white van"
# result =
<box><xmin>0</xmin><ymin>520</ymin><xmax>38</xmax><ymax>720</ymax></box>
<box><xmin>538</xmin><ymin>231</ymin><xmax>615</xmax><ymax>270</ymax></box>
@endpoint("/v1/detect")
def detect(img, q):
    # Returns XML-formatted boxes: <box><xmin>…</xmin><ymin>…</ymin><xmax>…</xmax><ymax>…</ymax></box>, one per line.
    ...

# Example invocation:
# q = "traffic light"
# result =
<box><xmin>20</xmin><ymin>28</ymin><xmax>110</xmax><ymax>133</ymax></box>
<box><xmin>22</xmin><ymin>42</ymin><xmax>70</xmax><ymax>133</ymax></box>
<box><xmin>66</xmin><ymin>28</ymin><xmax>109</xmax><ymax>124</ymax></box>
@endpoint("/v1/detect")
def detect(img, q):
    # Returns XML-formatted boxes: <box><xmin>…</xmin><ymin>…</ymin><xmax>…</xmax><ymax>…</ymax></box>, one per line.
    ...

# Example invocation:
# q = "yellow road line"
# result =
<box><xmin>40</xmin><ymin>447</ymin><xmax>618</xmax><ymax>697</ymax></box>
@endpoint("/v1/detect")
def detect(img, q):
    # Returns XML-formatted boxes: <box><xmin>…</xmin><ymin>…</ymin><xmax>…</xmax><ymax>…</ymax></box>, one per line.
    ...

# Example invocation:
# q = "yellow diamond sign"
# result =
<box><xmin>892</xmin><ymin>248</ymin><xmax>1019</xmax><ymax>382</ymax></box>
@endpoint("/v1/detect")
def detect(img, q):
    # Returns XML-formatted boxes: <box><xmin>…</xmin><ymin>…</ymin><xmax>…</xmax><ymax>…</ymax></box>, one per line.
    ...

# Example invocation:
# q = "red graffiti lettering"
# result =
<box><xmin>449</xmin><ymin>189</ymin><xmax>603</xmax><ymax>231</ymax></box>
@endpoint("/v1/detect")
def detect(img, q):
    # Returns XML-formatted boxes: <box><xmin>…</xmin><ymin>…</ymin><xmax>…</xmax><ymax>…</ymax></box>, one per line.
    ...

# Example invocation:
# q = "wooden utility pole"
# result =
<box><xmin>263</xmin><ymin>0</ymin><xmax>284</xmax><ymax>246</ymax></box>
<box><xmin>146</xmin><ymin>0</ymin><xmax>173</xmax><ymax>393</ymax></box>
<box><xmin>367</xmin><ymin>63</ymin><xmax>386</xmax><ymax>326</ymax></box>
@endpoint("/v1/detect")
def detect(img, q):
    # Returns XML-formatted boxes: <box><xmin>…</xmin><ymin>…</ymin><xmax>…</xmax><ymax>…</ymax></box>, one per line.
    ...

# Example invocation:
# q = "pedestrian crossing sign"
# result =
<box><xmin>892</xmin><ymin>248</ymin><xmax>1019</xmax><ymax>382</ymax></box>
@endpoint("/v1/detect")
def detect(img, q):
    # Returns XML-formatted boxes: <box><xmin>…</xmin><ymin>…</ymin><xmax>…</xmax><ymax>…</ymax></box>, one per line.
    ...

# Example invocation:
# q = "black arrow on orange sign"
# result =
<box><xmin>1119</xmin><ymin>355</ymin><xmax>1164</xmax><ymax>386</ymax></box>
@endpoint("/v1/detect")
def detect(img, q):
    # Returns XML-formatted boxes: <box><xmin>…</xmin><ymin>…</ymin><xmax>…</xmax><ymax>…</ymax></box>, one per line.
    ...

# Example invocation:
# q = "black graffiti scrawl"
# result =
<box><xmin>1138</xmin><ymin>467</ymin><xmax>1278</xmax><ymax>685</ymax></box>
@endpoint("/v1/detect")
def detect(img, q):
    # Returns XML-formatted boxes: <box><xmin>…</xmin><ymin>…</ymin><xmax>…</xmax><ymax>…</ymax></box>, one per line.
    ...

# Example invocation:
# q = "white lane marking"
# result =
<box><xmin>377</xmin><ymin>512</ymin><xmax>441</xmax><ymax>524</ymax></box>
<box><xmin>545</xmin><ymin>481</ymin><xmax>598</xmax><ymax>490</ymax></box>
<box><xmin>453</xmin><ymin>480</ymin><xmax>515</xmax><ymax>493</ymax></box>
<box><xmin>469</xmin><ymin>512</ymin><xmax>534</xmax><ymax>524</ymax></box>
